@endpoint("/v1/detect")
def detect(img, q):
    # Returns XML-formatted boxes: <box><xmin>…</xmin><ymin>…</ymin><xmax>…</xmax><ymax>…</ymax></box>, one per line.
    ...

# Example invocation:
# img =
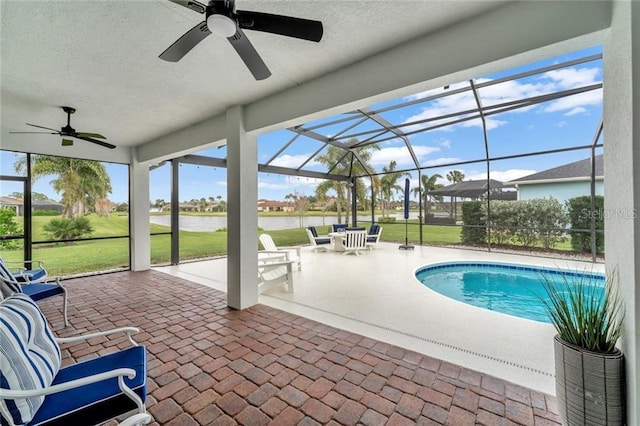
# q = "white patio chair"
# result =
<box><xmin>259</xmin><ymin>234</ymin><xmax>302</xmax><ymax>271</ymax></box>
<box><xmin>306</xmin><ymin>227</ymin><xmax>331</xmax><ymax>252</ymax></box>
<box><xmin>366</xmin><ymin>225</ymin><xmax>383</xmax><ymax>250</ymax></box>
<box><xmin>341</xmin><ymin>229</ymin><xmax>368</xmax><ymax>256</ymax></box>
<box><xmin>258</xmin><ymin>258</ymin><xmax>295</xmax><ymax>294</ymax></box>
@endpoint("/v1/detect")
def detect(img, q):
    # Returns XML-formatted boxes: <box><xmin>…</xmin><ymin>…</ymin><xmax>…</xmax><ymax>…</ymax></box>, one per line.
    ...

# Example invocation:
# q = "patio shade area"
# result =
<box><xmin>39</xmin><ymin>270</ymin><xmax>562</xmax><ymax>425</ymax></box>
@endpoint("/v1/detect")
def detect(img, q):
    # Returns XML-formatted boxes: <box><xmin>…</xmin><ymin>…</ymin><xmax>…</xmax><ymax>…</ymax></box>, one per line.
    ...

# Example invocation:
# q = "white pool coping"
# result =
<box><xmin>155</xmin><ymin>243</ymin><xmax>605</xmax><ymax>395</ymax></box>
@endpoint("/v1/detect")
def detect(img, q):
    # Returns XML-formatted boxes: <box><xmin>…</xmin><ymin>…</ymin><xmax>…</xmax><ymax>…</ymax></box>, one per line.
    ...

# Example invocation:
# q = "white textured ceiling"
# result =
<box><xmin>0</xmin><ymin>0</ymin><xmax>507</xmax><ymax>152</ymax></box>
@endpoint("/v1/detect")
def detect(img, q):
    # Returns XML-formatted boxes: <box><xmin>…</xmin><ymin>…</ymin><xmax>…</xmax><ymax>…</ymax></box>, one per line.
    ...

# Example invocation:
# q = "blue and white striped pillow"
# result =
<box><xmin>0</xmin><ymin>294</ymin><xmax>61</xmax><ymax>425</ymax></box>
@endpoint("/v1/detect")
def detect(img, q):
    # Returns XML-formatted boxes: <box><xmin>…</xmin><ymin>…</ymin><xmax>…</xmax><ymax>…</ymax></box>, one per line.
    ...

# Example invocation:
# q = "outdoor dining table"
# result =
<box><xmin>328</xmin><ymin>231</ymin><xmax>346</xmax><ymax>252</ymax></box>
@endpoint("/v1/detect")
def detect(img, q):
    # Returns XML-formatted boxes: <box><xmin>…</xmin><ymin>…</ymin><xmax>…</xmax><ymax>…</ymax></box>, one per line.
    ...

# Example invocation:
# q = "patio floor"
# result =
<box><xmin>39</xmin><ymin>265</ymin><xmax>564</xmax><ymax>425</ymax></box>
<box><xmin>156</xmin><ymin>243</ymin><xmax>604</xmax><ymax>396</ymax></box>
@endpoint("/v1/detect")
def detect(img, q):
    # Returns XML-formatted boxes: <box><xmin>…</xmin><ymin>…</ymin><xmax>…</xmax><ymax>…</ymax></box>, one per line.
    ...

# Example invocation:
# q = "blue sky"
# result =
<box><xmin>1</xmin><ymin>46</ymin><xmax>603</xmax><ymax>204</ymax></box>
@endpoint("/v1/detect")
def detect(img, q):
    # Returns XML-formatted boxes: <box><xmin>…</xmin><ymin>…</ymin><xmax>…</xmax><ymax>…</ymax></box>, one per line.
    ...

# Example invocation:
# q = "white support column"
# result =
<box><xmin>604</xmin><ymin>0</ymin><xmax>640</xmax><ymax>422</ymax></box>
<box><xmin>129</xmin><ymin>152</ymin><xmax>151</xmax><ymax>271</ymax></box>
<box><xmin>226</xmin><ymin>105</ymin><xmax>258</xmax><ymax>309</ymax></box>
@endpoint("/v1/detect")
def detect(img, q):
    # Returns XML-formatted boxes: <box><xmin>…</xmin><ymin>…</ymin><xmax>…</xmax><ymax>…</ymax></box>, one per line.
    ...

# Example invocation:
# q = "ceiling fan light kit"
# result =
<box><xmin>160</xmin><ymin>0</ymin><xmax>323</xmax><ymax>80</ymax></box>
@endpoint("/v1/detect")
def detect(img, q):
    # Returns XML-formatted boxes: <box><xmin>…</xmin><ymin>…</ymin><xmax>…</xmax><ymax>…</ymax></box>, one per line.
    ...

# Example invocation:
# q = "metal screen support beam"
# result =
<box><xmin>418</xmin><ymin>170</ymin><xmax>423</xmax><ymax>245</ymax></box>
<box><xmin>351</xmin><ymin>177</ymin><xmax>357</xmax><ymax>227</ymax></box>
<box><xmin>171</xmin><ymin>159</ymin><xmax>180</xmax><ymax>265</ymax></box>
<box><xmin>590</xmin><ymin>117</ymin><xmax>604</xmax><ymax>262</ymax></box>
<box><xmin>470</xmin><ymin>80</ymin><xmax>491</xmax><ymax>251</ymax></box>
<box><xmin>25</xmin><ymin>154</ymin><xmax>32</xmax><ymax>263</ymax></box>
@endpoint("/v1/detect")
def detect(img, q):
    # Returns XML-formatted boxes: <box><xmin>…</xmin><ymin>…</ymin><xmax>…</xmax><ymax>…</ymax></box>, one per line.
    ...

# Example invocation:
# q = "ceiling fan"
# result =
<box><xmin>160</xmin><ymin>0</ymin><xmax>323</xmax><ymax>80</ymax></box>
<box><xmin>10</xmin><ymin>107</ymin><xmax>115</xmax><ymax>149</ymax></box>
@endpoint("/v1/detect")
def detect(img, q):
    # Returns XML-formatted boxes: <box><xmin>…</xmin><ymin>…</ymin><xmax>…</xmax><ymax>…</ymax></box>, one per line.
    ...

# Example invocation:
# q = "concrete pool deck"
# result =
<box><xmin>155</xmin><ymin>243</ymin><xmax>605</xmax><ymax>396</ymax></box>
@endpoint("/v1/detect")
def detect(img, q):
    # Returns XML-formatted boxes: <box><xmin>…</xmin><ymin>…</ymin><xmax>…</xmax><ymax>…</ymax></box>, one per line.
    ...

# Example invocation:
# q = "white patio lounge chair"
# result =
<box><xmin>341</xmin><ymin>229</ymin><xmax>368</xmax><ymax>256</ymax></box>
<box><xmin>0</xmin><ymin>293</ymin><xmax>148</xmax><ymax>426</ymax></box>
<box><xmin>259</xmin><ymin>233</ymin><xmax>302</xmax><ymax>271</ymax></box>
<box><xmin>306</xmin><ymin>227</ymin><xmax>331</xmax><ymax>252</ymax></box>
<box><xmin>258</xmin><ymin>258</ymin><xmax>295</xmax><ymax>294</ymax></box>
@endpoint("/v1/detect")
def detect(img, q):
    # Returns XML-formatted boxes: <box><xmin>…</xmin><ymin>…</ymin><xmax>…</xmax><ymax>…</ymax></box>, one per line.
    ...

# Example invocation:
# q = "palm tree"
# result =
<box><xmin>315</xmin><ymin>141</ymin><xmax>377</xmax><ymax>225</ymax></box>
<box><xmin>15</xmin><ymin>155</ymin><xmax>111</xmax><ymax>219</ymax></box>
<box><xmin>446</xmin><ymin>170</ymin><xmax>465</xmax><ymax>184</ymax></box>
<box><xmin>412</xmin><ymin>173</ymin><xmax>443</xmax><ymax>221</ymax></box>
<box><xmin>379</xmin><ymin>161</ymin><xmax>410</xmax><ymax>217</ymax></box>
<box><xmin>446</xmin><ymin>170</ymin><xmax>465</xmax><ymax>219</ymax></box>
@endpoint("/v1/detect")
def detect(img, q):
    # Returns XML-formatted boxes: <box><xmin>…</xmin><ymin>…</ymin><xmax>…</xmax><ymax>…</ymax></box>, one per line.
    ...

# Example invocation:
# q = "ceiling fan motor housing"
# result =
<box><xmin>206</xmin><ymin>0</ymin><xmax>237</xmax><ymax>37</ymax></box>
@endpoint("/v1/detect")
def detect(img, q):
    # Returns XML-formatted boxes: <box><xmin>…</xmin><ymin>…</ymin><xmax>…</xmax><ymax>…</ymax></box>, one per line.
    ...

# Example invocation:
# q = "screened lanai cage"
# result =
<box><xmin>154</xmin><ymin>46</ymin><xmax>604</xmax><ymax>264</ymax></box>
<box><xmin>0</xmin><ymin>47</ymin><xmax>604</xmax><ymax>276</ymax></box>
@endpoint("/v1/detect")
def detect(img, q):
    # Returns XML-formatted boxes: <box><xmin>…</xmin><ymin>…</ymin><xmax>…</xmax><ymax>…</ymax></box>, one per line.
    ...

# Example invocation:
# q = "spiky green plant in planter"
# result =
<box><xmin>539</xmin><ymin>268</ymin><xmax>625</xmax><ymax>425</ymax></box>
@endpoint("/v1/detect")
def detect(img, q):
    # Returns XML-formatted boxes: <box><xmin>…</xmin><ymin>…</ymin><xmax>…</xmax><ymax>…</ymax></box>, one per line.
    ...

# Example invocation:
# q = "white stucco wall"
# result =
<box><xmin>604</xmin><ymin>0</ymin><xmax>640</xmax><ymax>422</ymax></box>
<box><xmin>517</xmin><ymin>180</ymin><xmax>604</xmax><ymax>204</ymax></box>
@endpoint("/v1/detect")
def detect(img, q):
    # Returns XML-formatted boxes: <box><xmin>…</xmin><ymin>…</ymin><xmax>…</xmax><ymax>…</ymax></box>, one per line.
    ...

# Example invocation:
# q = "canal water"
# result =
<box><xmin>150</xmin><ymin>213</ymin><xmax>419</xmax><ymax>231</ymax></box>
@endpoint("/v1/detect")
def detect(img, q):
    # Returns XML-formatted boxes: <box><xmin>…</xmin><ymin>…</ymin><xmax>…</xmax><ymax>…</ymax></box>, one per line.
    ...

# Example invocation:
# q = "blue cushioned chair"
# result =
<box><xmin>306</xmin><ymin>226</ymin><xmax>331</xmax><ymax>252</ymax></box>
<box><xmin>0</xmin><ymin>294</ymin><xmax>148</xmax><ymax>426</ymax></box>
<box><xmin>0</xmin><ymin>258</ymin><xmax>68</xmax><ymax>326</ymax></box>
<box><xmin>366</xmin><ymin>225</ymin><xmax>383</xmax><ymax>250</ymax></box>
<box><xmin>331</xmin><ymin>224</ymin><xmax>348</xmax><ymax>233</ymax></box>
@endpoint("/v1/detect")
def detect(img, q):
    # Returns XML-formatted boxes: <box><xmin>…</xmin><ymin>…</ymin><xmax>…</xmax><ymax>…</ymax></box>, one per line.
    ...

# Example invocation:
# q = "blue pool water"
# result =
<box><xmin>415</xmin><ymin>262</ymin><xmax>605</xmax><ymax>323</ymax></box>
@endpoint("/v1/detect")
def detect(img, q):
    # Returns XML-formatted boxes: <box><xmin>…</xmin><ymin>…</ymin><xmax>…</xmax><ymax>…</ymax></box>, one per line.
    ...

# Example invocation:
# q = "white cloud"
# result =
<box><xmin>542</xmin><ymin>67</ymin><xmax>600</xmax><ymax>89</ymax></box>
<box><xmin>400</xmin><ymin>66</ymin><xmax>602</xmax><ymax>134</ymax></box>
<box><xmin>564</xmin><ymin>107</ymin><xmax>587</xmax><ymax>116</ymax></box>
<box><xmin>269</xmin><ymin>154</ymin><xmax>317</xmax><ymax>168</ymax></box>
<box><xmin>465</xmin><ymin>169</ymin><xmax>537</xmax><ymax>182</ymax></box>
<box><xmin>439</xmin><ymin>139</ymin><xmax>452</xmax><ymax>148</ymax></box>
<box><xmin>557</xmin><ymin>121</ymin><xmax>568</xmax><ymax>128</ymax></box>
<box><xmin>543</xmin><ymin>89</ymin><xmax>602</xmax><ymax>114</ymax></box>
<box><xmin>370</xmin><ymin>145</ymin><xmax>440</xmax><ymax>167</ymax></box>
<box><xmin>216</xmin><ymin>181</ymin><xmax>227</xmax><ymax>187</ymax></box>
<box><xmin>421</xmin><ymin>157</ymin><xmax>461</xmax><ymax>167</ymax></box>
<box><xmin>526</xmin><ymin>124</ymin><xmax>535</xmax><ymax>130</ymax></box>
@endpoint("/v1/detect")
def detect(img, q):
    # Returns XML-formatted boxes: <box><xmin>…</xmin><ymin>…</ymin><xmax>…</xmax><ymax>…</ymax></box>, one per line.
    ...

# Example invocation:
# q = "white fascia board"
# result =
<box><xmin>136</xmin><ymin>114</ymin><xmax>226</xmax><ymax>165</ymax></box>
<box><xmin>504</xmin><ymin>176</ymin><xmax>605</xmax><ymax>186</ymax></box>
<box><xmin>0</xmin><ymin>135</ymin><xmax>131</xmax><ymax>164</ymax></box>
<box><xmin>245</xmin><ymin>0</ymin><xmax>611</xmax><ymax>134</ymax></box>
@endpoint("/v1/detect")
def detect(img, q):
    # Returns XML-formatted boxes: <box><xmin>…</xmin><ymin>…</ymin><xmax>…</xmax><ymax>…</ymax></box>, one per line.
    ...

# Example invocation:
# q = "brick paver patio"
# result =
<box><xmin>37</xmin><ymin>270</ymin><xmax>562</xmax><ymax>425</ymax></box>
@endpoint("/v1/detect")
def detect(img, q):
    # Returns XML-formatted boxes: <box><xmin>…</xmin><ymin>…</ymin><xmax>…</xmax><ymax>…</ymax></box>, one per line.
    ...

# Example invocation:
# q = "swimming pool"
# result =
<box><xmin>414</xmin><ymin>262</ymin><xmax>605</xmax><ymax>323</ymax></box>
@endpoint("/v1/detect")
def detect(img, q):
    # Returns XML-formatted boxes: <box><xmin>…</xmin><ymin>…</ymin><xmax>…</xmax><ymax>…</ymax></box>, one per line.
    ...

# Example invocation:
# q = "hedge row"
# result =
<box><xmin>460</xmin><ymin>196</ymin><xmax>604</xmax><ymax>252</ymax></box>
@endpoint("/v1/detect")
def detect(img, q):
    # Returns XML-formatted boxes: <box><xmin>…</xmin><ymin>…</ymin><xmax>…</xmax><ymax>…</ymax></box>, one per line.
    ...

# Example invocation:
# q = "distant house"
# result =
<box><xmin>0</xmin><ymin>197</ymin><xmax>63</xmax><ymax>215</ymax></box>
<box><xmin>506</xmin><ymin>155</ymin><xmax>603</xmax><ymax>204</ymax></box>
<box><xmin>0</xmin><ymin>196</ymin><xmax>23</xmax><ymax>215</ymax></box>
<box><xmin>257</xmin><ymin>199</ymin><xmax>294</xmax><ymax>213</ymax></box>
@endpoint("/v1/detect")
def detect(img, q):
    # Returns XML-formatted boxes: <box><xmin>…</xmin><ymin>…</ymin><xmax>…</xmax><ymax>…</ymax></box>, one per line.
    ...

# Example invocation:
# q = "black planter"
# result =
<box><xmin>554</xmin><ymin>335</ymin><xmax>625</xmax><ymax>425</ymax></box>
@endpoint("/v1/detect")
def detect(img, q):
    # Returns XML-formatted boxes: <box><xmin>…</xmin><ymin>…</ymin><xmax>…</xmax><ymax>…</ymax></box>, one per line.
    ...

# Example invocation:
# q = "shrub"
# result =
<box><xmin>484</xmin><ymin>200</ymin><xmax>517</xmax><ymax>245</ymax></box>
<box><xmin>32</xmin><ymin>210</ymin><xmax>61</xmax><ymax>216</ymax></box>
<box><xmin>566</xmin><ymin>195</ymin><xmax>604</xmax><ymax>253</ymax></box>
<box><xmin>0</xmin><ymin>208</ymin><xmax>21</xmax><ymax>249</ymax></box>
<box><xmin>378</xmin><ymin>216</ymin><xmax>397</xmax><ymax>224</ymax></box>
<box><xmin>480</xmin><ymin>198</ymin><xmax>568</xmax><ymax>248</ymax></box>
<box><xmin>43</xmin><ymin>216</ymin><xmax>94</xmax><ymax>241</ymax></box>
<box><xmin>461</xmin><ymin>201</ymin><xmax>486</xmax><ymax>243</ymax></box>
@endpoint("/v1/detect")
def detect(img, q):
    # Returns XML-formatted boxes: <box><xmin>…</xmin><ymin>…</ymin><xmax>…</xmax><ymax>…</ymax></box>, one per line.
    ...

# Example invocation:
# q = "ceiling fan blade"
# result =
<box><xmin>237</xmin><ymin>10</ymin><xmax>323</xmax><ymax>42</ymax></box>
<box><xmin>160</xmin><ymin>21</ymin><xmax>211</xmax><ymax>62</ymax></box>
<box><xmin>25</xmin><ymin>123</ymin><xmax>61</xmax><ymax>133</ymax></box>
<box><xmin>77</xmin><ymin>132</ymin><xmax>107</xmax><ymax>139</ymax></box>
<box><xmin>228</xmin><ymin>29</ymin><xmax>271</xmax><ymax>80</ymax></box>
<box><xmin>76</xmin><ymin>135</ymin><xmax>116</xmax><ymax>149</ymax></box>
<box><xmin>10</xmin><ymin>131</ymin><xmax>58</xmax><ymax>134</ymax></box>
<box><xmin>167</xmin><ymin>0</ymin><xmax>206</xmax><ymax>14</ymax></box>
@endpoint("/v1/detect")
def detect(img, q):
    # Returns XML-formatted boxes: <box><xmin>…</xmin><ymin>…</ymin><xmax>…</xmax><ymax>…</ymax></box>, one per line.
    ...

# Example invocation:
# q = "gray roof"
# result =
<box><xmin>428</xmin><ymin>179</ymin><xmax>505</xmax><ymax>198</ymax></box>
<box><xmin>509</xmin><ymin>155</ymin><xmax>603</xmax><ymax>183</ymax></box>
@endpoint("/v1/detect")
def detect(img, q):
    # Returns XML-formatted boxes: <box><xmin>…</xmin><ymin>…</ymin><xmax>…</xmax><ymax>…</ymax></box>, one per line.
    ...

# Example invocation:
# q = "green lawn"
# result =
<box><xmin>0</xmin><ymin>214</ymin><xmax>582</xmax><ymax>276</ymax></box>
